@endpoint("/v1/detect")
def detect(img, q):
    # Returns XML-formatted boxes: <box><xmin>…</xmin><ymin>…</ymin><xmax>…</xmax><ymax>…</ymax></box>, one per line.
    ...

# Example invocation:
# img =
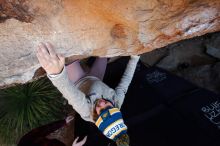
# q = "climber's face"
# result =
<box><xmin>95</xmin><ymin>98</ymin><xmax>113</xmax><ymax>115</ymax></box>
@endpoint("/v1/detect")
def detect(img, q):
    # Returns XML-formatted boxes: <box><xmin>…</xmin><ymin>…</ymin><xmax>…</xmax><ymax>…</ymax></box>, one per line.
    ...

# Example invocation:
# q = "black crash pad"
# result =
<box><xmin>74</xmin><ymin>57</ymin><xmax>220</xmax><ymax>146</ymax></box>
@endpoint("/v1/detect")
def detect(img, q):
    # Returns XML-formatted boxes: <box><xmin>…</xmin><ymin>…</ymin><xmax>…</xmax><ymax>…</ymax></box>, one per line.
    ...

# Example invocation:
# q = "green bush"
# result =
<box><xmin>0</xmin><ymin>77</ymin><xmax>66</xmax><ymax>144</ymax></box>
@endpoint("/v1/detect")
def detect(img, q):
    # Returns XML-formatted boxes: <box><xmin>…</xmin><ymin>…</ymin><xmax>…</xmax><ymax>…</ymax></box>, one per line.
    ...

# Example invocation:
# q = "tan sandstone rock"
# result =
<box><xmin>0</xmin><ymin>0</ymin><xmax>220</xmax><ymax>87</ymax></box>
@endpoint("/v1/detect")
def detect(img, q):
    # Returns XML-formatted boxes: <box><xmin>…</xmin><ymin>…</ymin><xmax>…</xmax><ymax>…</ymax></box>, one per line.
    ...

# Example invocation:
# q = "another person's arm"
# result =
<box><xmin>36</xmin><ymin>42</ymin><xmax>91</xmax><ymax>121</ymax></box>
<box><xmin>72</xmin><ymin>136</ymin><xmax>87</xmax><ymax>146</ymax></box>
<box><xmin>114</xmin><ymin>56</ymin><xmax>140</xmax><ymax>108</ymax></box>
<box><xmin>18</xmin><ymin>118</ymin><xmax>67</xmax><ymax>146</ymax></box>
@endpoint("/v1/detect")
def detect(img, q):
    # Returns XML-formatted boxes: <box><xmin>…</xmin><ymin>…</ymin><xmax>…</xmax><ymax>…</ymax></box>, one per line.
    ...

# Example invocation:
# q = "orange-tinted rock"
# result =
<box><xmin>0</xmin><ymin>0</ymin><xmax>220</xmax><ymax>86</ymax></box>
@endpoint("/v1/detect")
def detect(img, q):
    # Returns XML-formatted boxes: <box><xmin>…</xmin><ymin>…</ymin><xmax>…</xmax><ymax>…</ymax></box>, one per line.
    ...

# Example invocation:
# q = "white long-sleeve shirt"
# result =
<box><xmin>48</xmin><ymin>56</ymin><xmax>140</xmax><ymax>123</ymax></box>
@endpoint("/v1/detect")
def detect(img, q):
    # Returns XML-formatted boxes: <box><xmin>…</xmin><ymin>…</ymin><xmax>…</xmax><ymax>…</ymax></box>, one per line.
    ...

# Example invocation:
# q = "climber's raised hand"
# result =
<box><xmin>36</xmin><ymin>42</ymin><xmax>65</xmax><ymax>75</ymax></box>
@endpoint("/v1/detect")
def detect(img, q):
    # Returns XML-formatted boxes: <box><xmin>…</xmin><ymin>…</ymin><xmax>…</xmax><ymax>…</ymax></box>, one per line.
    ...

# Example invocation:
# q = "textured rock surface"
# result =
<box><xmin>156</xmin><ymin>37</ymin><xmax>217</xmax><ymax>70</ymax></box>
<box><xmin>141</xmin><ymin>31</ymin><xmax>220</xmax><ymax>93</ymax></box>
<box><xmin>206</xmin><ymin>33</ymin><xmax>220</xmax><ymax>59</ymax></box>
<box><xmin>0</xmin><ymin>0</ymin><xmax>220</xmax><ymax>87</ymax></box>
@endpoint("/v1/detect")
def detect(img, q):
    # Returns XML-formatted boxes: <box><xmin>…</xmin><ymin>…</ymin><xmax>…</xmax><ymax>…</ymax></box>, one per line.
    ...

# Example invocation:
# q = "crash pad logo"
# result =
<box><xmin>201</xmin><ymin>101</ymin><xmax>220</xmax><ymax>128</ymax></box>
<box><xmin>146</xmin><ymin>70</ymin><xmax>167</xmax><ymax>84</ymax></box>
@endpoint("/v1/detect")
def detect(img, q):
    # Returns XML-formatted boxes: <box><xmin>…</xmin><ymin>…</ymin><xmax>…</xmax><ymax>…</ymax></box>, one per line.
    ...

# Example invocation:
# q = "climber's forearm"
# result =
<box><xmin>115</xmin><ymin>55</ymin><xmax>140</xmax><ymax>108</ymax></box>
<box><xmin>48</xmin><ymin>67</ymin><xmax>91</xmax><ymax>121</ymax></box>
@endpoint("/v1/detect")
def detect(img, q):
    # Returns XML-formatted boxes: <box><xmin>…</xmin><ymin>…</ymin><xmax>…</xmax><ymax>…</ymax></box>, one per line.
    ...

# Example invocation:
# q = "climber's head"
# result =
<box><xmin>95</xmin><ymin>98</ymin><xmax>114</xmax><ymax>115</ymax></box>
<box><xmin>95</xmin><ymin>107</ymin><xmax>127</xmax><ymax>140</ymax></box>
<box><xmin>93</xmin><ymin>99</ymin><xmax>129</xmax><ymax>145</ymax></box>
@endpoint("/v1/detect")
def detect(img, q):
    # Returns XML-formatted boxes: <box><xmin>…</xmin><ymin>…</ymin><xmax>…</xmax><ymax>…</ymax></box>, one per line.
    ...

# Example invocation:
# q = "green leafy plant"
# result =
<box><xmin>0</xmin><ymin>77</ymin><xmax>66</xmax><ymax>144</ymax></box>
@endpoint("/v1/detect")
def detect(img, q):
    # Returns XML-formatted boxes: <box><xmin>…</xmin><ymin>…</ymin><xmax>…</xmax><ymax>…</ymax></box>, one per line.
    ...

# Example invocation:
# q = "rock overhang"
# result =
<box><xmin>0</xmin><ymin>0</ymin><xmax>220</xmax><ymax>87</ymax></box>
